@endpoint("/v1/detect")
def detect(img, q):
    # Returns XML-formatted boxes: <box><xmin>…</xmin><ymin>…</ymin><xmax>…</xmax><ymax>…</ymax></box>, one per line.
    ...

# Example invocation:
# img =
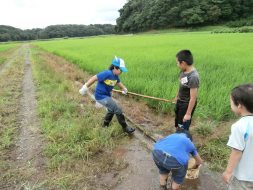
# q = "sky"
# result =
<box><xmin>0</xmin><ymin>0</ymin><xmax>127</xmax><ymax>30</ymax></box>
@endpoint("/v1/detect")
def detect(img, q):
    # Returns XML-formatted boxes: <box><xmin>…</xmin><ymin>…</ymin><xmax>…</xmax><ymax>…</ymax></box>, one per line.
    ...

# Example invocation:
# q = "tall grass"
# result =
<box><xmin>34</xmin><ymin>32</ymin><xmax>253</xmax><ymax>120</ymax></box>
<box><xmin>31</xmin><ymin>48</ymin><xmax>125</xmax><ymax>169</ymax></box>
<box><xmin>0</xmin><ymin>43</ymin><xmax>18</xmax><ymax>64</ymax></box>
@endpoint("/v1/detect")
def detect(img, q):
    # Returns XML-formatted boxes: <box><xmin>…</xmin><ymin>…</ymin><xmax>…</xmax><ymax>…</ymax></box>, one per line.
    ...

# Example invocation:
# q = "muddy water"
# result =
<box><xmin>113</xmin><ymin>137</ymin><xmax>158</xmax><ymax>190</ymax></box>
<box><xmin>182</xmin><ymin>166</ymin><xmax>226</xmax><ymax>190</ymax></box>
<box><xmin>113</xmin><ymin>129</ymin><xmax>227</xmax><ymax>190</ymax></box>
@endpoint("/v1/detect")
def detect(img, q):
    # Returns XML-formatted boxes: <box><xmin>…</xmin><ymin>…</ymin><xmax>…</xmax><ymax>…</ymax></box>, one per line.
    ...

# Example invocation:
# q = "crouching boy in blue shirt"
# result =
<box><xmin>152</xmin><ymin>128</ymin><xmax>203</xmax><ymax>190</ymax></box>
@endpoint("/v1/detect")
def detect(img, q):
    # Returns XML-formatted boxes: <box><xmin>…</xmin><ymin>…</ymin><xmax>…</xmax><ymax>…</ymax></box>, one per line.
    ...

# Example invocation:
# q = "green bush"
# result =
<box><xmin>227</xmin><ymin>19</ymin><xmax>253</xmax><ymax>28</ymax></box>
<box><xmin>212</xmin><ymin>27</ymin><xmax>253</xmax><ymax>33</ymax></box>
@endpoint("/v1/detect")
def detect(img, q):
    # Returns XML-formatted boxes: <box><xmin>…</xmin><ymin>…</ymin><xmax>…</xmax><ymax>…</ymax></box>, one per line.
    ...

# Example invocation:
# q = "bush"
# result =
<box><xmin>212</xmin><ymin>27</ymin><xmax>253</xmax><ymax>33</ymax></box>
<box><xmin>227</xmin><ymin>20</ymin><xmax>253</xmax><ymax>28</ymax></box>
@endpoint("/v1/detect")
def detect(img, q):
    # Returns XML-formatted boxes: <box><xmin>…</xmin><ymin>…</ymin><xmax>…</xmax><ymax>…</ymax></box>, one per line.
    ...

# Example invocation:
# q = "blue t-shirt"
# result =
<box><xmin>95</xmin><ymin>70</ymin><xmax>120</xmax><ymax>100</ymax></box>
<box><xmin>154</xmin><ymin>133</ymin><xmax>197</xmax><ymax>165</ymax></box>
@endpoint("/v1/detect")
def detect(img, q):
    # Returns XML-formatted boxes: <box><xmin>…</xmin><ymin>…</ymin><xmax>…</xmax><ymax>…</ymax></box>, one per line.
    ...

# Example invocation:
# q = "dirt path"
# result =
<box><xmin>1</xmin><ymin>45</ymin><xmax>46</xmax><ymax>189</ymax></box>
<box><xmin>14</xmin><ymin>45</ymin><xmax>46</xmax><ymax>188</ymax></box>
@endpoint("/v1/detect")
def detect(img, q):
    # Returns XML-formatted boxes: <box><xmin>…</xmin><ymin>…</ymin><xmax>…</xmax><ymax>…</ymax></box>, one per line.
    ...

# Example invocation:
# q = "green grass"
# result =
<box><xmin>32</xmin><ymin>51</ymin><xmax>121</xmax><ymax>166</ymax></box>
<box><xmin>0</xmin><ymin>43</ymin><xmax>17</xmax><ymax>52</ymax></box>
<box><xmin>30</xmin><ymin>47</ymin><xmax>128</xmax><ymax>189</ymax></box>
<box><xmin>33</xmin><ymin>32</ymin><xmax>253</xmax><ymax>120</ymax></box>
<box><xmin>0</xmin><ymin>43</ymin><xmax>18</xmax><ymax>65</ymax></box>
<box><xmin>0</xmin><ymin>49</ymin><xmax>24</xmax><ymax>186</ymax></box>
<box><xmin>0</xmin><ymin>57</ymin><xmax>23</xmax><ymax>150</ymax></box>
<box><xmin>199</xmin><ymin>136</ymin><xmax>230</xmax><ymax>171</ymax></box>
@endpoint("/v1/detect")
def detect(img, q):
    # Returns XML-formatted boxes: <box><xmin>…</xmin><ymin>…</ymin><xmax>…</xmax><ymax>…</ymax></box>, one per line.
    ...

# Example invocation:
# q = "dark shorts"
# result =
<box><xmin>175</xmin><ymin>100</ymin><xmax>197</xmax><ymax>130</ymax></box>
<box><xmin>152</xmin><ymin>149</ymin><xmax>188</xmax><ymax>184</ymax></box>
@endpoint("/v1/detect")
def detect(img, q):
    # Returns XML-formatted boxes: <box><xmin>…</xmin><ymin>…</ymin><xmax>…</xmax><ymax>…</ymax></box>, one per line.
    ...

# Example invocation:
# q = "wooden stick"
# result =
<box><xmin>112</xmin><ymin>89</ymin><xmax>174</xmax><ymax>103</ymax></box>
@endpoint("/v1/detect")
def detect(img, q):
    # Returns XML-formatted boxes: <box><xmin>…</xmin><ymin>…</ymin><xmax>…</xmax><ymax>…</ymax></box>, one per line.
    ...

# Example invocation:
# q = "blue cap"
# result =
<box><xmin>112</xmin><ymin>56</ymin><xmax>128</xmax><ymax>72</ymax></box>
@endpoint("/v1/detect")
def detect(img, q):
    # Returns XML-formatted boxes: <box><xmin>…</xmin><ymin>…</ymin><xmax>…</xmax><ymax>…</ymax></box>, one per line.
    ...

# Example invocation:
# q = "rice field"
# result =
<box><xmin>34</xmin><ymin>32</ymin><xmax>253</xmax><ymax>120</ymax></box>
<box><xmin>0</xmin><ymin>43</ymin><xmax>17</xmax><ymax>52</ymax></box>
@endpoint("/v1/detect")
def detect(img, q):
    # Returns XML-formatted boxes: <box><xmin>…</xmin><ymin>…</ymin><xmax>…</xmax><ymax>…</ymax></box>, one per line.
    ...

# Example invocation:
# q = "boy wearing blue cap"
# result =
<box><xmin>79</xmin><ymin>56</ymin><xmax>135</xmax><ymax>134</ymax></box>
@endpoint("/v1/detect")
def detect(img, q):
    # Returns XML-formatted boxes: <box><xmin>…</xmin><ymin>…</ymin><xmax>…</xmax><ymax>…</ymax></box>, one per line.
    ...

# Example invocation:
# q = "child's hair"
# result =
<box><xmin>176</xmin><ymin>50</ymin><xmax>193</xmax><ymax>65</ymax></box>
<box><xmin>108</xmin><ymin>64</ymin><xmax>120</xmax><ymax>70</ymax></box>
<box><xmin>231</xmin><ymin>83</ymin><xmax>253</xmax><ymax>113</ymax></box>
<box><xmin>176</xmin><ymin>127</ymin><xmax>193</xmax><ymax>141</ymax></box>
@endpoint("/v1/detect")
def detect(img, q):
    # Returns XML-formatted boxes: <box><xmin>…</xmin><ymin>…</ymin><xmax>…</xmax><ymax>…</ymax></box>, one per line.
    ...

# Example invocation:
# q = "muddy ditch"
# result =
<box><xmin>22</xmin><ymin>46</ymin><xmax>228</xmax><ymax>189</ymax></box>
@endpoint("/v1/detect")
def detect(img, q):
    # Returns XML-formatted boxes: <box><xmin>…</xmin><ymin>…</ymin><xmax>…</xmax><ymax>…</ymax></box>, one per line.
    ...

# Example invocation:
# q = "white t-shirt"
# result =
<box><xmin>227</xmin><ymin>116</ymin><xmax>253</xmax><ymax>181</ymax></box>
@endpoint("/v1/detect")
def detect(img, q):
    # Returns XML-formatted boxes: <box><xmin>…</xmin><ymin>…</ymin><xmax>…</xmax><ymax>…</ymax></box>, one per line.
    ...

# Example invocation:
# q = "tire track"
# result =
<box><xmin>0</xmin><ymin>47</ymin><xmax>21</xmax><ymax>76</ymax></box>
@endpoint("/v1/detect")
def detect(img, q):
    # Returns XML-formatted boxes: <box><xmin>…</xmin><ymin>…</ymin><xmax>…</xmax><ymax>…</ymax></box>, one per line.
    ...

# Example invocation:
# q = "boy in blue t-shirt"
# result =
<box><xmin>222</xmin><ymin>84</ymin><xmax>253</xmax><ymax>189</ymax></box>
<box><xmin>152</xmin><ymin>128</ymin><xmax>203</xmax><ymax>190</ymax></box>
<box><xmin>79</xmin><ymin>56</ymin><xmax>135</xmax><ymax>134</ymax></box>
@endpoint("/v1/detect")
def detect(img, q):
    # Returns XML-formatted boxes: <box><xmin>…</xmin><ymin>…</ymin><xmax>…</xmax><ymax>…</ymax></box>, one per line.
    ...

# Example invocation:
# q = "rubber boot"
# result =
<box><xmin>103</xmin><ymin>112</ymin><xmax>114</xmax><ymax>127</ymax></box>
<box><xmin>116</xmin><ymin>114</ymin><xmax>135</xmax><ymax>134</ymax></box>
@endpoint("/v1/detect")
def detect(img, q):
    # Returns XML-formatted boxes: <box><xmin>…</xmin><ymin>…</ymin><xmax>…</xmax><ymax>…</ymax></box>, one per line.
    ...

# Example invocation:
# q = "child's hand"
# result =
<box><xmin>79</xmin><ymin>84</ymin><xmax>88</xmax><ymax>95</ymax></box>
<box><xmin>122</xmin><ymin>88</ymin><xmax>128</xmax><ymax>95</ymax></box>
<box><xmin>183</xmin><ymin>114</ymin><xmax>191</xmax><ymax>122</ymax></box>
<box><xmin>222</xmin><ymin>171</ymin><xmax>232</xmax><ymax>184</ymax></box>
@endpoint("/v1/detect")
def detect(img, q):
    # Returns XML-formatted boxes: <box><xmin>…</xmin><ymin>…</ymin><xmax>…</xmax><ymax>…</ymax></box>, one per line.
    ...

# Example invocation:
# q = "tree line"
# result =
<box><xmin>116</xmin><ymin>0</ymin><xmax>253</xmax><ymax>32</ymax></box>
<box><xmin>1</xmin><ymin>0</ymin><xmax>253</xmax><ymax>42</ymax></box>
<box><xmin>0</xmin><ymin>24</ymin><xmax>115</xmax><ymax>42</ymax></box>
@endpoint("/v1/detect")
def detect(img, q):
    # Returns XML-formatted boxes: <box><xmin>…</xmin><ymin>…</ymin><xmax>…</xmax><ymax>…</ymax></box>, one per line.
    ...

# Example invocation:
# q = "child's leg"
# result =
<box><xmin>175</xmin><ymin>101</ymin><xmax>188</xmax><ymax>128</ymax></box>
<box><xmin>171</xmin><ymin>181</ymin><xmax>180</xmax><ymax>190</ymax></box>
<box><xmin>98</xmin><ymin>97</ymin><xmax>135</xmax><ymax>133</ymax></box>
<box><xmin>175</xmin><ymin>100</ymin><xmax>197</xmax><ymax>130</ymax></box>
<box><xmin>159</xmin><ymin>174</ymin><xmax>168</xmax><ymax>186</ymax></box>
<box><xmin>103</xmin><ymin>111</ymin><xmax>114</xmax><ymax>127</ymax></box>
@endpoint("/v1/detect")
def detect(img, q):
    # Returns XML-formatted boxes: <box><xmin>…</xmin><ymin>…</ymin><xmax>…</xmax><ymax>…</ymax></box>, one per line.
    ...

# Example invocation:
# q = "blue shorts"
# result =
<box><xmin>152</xmin><ymin>149</ymin><xmax>188</xmax><ymax>184</ymax></box>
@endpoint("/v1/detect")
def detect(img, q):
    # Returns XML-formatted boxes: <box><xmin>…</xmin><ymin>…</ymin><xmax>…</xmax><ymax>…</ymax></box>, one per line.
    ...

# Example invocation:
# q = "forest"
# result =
<box><xmin>1</xmin><ymin>0</ymin><xmax>253</xmax><ymax>42</ymax></box>
<box><xmin>0</xmin><ymin>24</ymin><xmax>115</xmax><ymax>42</ymax></box>
<box><xmin>116</xmin><ymin>0</ymin><xmax>253</xmax><ymax>32</ymax></box>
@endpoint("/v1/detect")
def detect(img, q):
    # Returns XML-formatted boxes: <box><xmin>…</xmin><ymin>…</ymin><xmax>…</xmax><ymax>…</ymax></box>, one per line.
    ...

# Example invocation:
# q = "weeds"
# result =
<box><xmin>31</xmin><ymin>47</ymin><xmax>127</xmax><ymax>189</ymax></box>
<box><xmin>199</xmin><ymin>136</ymin><xmax>230</xmax><ymax>171</ymax></box>
<box><xmin>194</xmin><ymin>121</ymin><xmax>215</xmax><ymax>137</ymax></box>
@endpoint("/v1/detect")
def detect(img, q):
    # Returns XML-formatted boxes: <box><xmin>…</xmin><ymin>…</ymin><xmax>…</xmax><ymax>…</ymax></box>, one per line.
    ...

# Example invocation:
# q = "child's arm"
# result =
<box><xmin>85</xmin><ymin>75</ymin><xmax>98</xmax><ymax>87</ymax></box>
<box><xmin>193</xmin><ymin>153</ymin><xmax>203</xmax><ymax>168</ymax></box>
<box><xmin>183</xmin><ymin>88</ymin><xmax>197</xmax><ymax>121</ymax></box>
<box><xmin>117</xmin><ymin>82</ymin><xmax>127</xmax><ymax>94</ymax></box>
<box><xmin>79</xmin><ymin>75</ymin><xmax>98</xmax><ymax>95</ymax></box>
<box><xmin>222</xmin><ymin>148</ymin><xmax>242</xmax><ymax>184</ymax></box>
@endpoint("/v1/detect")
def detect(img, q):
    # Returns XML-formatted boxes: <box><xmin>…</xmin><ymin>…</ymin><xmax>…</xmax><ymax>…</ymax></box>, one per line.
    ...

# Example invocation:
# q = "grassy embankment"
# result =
<box><xmin>0</xmin><ymin>43</ymin><xmax>18</xmax><ymax>65</ymax></box>
<box><xmin>30</xmin><ymin>47</ymin><xmax>128</xmax><ymax>189</ymax></box>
